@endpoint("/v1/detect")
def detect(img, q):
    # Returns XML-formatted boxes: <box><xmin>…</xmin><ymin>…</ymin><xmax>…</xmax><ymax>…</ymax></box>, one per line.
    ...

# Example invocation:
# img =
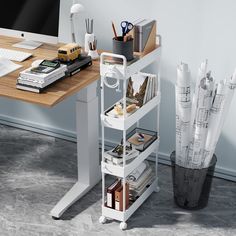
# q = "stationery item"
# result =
<box><xmin>112</xmin><ymin>21</ymin><xmax>118</xmax><ymax>40</ymax></box>
<box><xmin>88</xmin><ymin>38</ymin><xmax>99</xmax><ymax>60</ymax></box>
<box><xmin>133</xmin><ymin>19</ymin><xmax>156</xmax><ymax>53</ymax></box>
<box><xmin>120</xmin><ymin>21</ymin><xmax>134</xmax><ymax>37</ymax></box>
<box><xmin>115</xmin><ymin>183</ymin><xmax>129</xmax><ymax>211</ymax></box>
<box><xmin>127</xmin><ymin>128</ymin><xmax>157</xmax><ymax>152</ymax></box>
<box><xmin>31</xmin><ymin>60</ymin><xmax>60</xmax><ymax>74</ymax></box>
<box><xmin>112</xmin><ymin>36</ymin><xmax>134</xmax><ymax>61</ymax></box>
<box><xmin>84</xmin><ymin>33</ymin><xmax>95</xmax><ymax>54</ymax></box>
<box><xmin>0</xmin><ymin>57</ymin><xmax>22</xmax><ymax>77</ymax></box>
<box><xmin>85</xmin><ymin>18</ymin><xmax>95</xmax><ymax>53</ymax></box>
<box><xmin>85</xmin><ymin>18</ymin><xmax>94</xmax><ymax>34</ymax></box>
<box><xmin>106</xmin><ymin>179</ymin><xmax>121</xmax><ymax>208</ymax></box>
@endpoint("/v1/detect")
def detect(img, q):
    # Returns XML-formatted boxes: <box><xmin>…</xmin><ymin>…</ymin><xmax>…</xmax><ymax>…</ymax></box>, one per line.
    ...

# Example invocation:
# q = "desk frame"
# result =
<box><xmin>50</xmin><ymin>81</ymin><xmax>101</xmax><ymax>218</ymax></box>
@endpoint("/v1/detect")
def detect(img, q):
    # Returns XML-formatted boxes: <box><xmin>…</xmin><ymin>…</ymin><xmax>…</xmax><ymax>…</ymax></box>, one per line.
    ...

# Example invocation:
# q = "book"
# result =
<box><xmin>126</xmin><ymin>72</ymin><xmax>158</xmax><ymax>108</ymax></box>
<box><xmin>16</xmin><ymin>84</ymin><xmax>43</xmax><ymax>93</ymax></box>
<box><xmin>106</xmin><ymin>179</ymin><xmax>121</xmax><ymax>209</ymax></box>
<box><xmin>115</xmin><ymin>183</ymin><xmax>129</xmax><ymax>211</ymax></box>
<box><xmin>19</xmin><ymin>64</ymin><xmax>67</xmax><ymax>82</ymax></box>
<box><xmin>126</xmin><ymin>73</ymin><xmax>149</xmax><ymax>107</ymax></box>
<box><xmin>17</xmin><ymin>71</ymin><xmax>65</xmax><ymax>88</ymax></box>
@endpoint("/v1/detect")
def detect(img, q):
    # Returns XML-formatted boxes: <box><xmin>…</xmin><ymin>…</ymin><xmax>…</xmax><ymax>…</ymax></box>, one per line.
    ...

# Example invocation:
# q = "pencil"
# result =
<box><xmin>112</xmin><ymin>21</ymin><xmax>118</xmax><ymax>40</ymax></box>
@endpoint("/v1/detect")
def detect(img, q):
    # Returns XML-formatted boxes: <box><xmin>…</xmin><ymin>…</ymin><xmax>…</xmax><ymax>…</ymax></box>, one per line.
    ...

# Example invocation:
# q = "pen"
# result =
<box><xmin>112</xmin><ymin>21</ymin><xmax>118</xmax><ymax>40</ymax></box>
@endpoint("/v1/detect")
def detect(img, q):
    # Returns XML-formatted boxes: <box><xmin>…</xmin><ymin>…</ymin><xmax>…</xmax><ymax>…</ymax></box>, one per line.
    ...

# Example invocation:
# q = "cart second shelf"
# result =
<box><xmin>101</xmin><ymin>93</ymin><xmax>161</xmax><ymax>131</ymax></box>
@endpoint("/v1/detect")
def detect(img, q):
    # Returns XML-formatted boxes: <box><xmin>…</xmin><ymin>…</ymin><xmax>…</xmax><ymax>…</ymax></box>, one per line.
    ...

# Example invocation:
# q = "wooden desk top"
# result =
<box><xmin>0</xmin><ymin>36</ymin><xmax>100</xmax><ymax>107</ymax></box>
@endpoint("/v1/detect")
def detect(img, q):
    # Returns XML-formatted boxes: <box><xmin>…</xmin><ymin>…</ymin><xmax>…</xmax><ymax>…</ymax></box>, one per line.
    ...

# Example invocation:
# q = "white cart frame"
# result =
<box><xmin>99</xmin><ymin>37</ymin><xmax>162</xmax><ymax>230</ymax></box>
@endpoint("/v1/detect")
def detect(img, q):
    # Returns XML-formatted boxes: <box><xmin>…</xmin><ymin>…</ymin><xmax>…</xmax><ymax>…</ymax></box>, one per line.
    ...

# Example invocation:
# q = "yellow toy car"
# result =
<box><xmin>58</xmin><ymin>43</ymin><xmax>81</xmax><ymax>62</ymax></box>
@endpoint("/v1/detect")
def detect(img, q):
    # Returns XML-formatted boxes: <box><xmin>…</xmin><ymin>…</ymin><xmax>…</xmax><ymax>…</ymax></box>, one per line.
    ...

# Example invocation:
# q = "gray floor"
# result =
<box><xmin>0</xmin><ymin>124</ymin><xmax>236</xmax><ymax>236</ymax></box>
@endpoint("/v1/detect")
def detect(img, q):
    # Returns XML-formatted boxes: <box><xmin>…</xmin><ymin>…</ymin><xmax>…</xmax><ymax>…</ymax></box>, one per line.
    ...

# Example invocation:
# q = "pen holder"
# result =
<box><xmin>112</xmin><ymin>36</ymin><xmax>134</xmax><ymax>61</ymax></box>
<box><xmin>84</xmin><ymin>33</ymin><xmax>94</xmax><ymax>53</ymax></box>
<box><xmin>88</xmin><ymin>49</ymin><xmax>99</xmax><ymax>60</ymax></box>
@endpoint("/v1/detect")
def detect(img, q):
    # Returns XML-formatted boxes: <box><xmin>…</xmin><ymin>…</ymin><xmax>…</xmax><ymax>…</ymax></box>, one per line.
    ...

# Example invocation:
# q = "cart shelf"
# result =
<box><xmin>100</xmin><ymin>45</ymin><xmax>161</xmax><ymax>81</ymax></box>
<box><xmin>102</xmin><ymin>178</ymin><xmax>158</xmax><ymax>222</ymax></box>
<box><xmin>102</xmin><ymin>139</ymin><xmax>159</xmax><ymax>178</ymax></box>
<box><xmin>101</xmin><ymin>93</ymin><xmax>161</xmax><ymax>131</ymax></box>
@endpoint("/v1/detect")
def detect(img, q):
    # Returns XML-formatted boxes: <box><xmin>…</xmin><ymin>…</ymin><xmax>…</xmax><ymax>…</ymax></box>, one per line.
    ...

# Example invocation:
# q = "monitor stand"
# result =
<box><xmin>12</xmin><ymin>40</ymin><xmax>43</xmax><ymax>50</ymax></box>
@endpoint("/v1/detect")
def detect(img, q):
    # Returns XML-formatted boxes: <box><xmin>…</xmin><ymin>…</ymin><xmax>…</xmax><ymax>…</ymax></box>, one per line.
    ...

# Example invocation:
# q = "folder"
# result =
<box><xmin>106</xmin><ymin>179</ymin><xmax>121</xmax><ymax>208</ymax></box>
<box><xmin>115</xmin><ymin>183</ymin><xmax>129</xmax><ymax>211</ymax></box>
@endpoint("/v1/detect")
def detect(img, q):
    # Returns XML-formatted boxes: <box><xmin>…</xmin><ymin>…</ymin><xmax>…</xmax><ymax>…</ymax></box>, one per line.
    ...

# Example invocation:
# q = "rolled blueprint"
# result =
<box><xmin>204</xmin><ymin>69</ymin><xmax>236</xmax><ymax>167</ymax></box>
<box><xmin>190</xmin><ymin>73</ymin><xmax>214</xmax><ymax>168</ymax></box>
<box><xmin>176</xmin><ymin>63</ymin><xmax>191</xmax><ymax>166</ymax></box>
<box><xmin>188</xmin><ymin>60</ymin><xmax>208</xmax><ymax>166</ymax></box>
<box><xmin>203</xmin><ymin>81</ymin><xmax>226</xmax><ymax>167</ymax></box>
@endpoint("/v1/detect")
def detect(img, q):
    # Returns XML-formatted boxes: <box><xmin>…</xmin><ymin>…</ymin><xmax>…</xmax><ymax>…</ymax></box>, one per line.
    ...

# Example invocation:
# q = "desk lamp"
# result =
<box><xmin>70</xmin><ymin>1</ymin><xmax>85</xmax><ymax>43</ymax></box>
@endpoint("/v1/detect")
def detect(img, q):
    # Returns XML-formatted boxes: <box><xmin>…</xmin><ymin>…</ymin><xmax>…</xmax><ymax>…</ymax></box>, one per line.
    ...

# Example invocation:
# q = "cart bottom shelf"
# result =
<box><xmin>101</xmin><ymin>178</ymin><xmax>158</xmax><ymax>222</ymax></box>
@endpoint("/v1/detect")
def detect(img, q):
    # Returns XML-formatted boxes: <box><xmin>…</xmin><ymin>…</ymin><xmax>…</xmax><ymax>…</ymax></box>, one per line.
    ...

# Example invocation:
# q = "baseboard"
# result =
<box><xmin>0</xmin><ymin>115</ymin><xmax>77</xmax><ymax>142</ymax></box>
<box><xmin>0</xmin><ymin>115</ymin><xmax>235</xmax><ymax>182</ymax></box>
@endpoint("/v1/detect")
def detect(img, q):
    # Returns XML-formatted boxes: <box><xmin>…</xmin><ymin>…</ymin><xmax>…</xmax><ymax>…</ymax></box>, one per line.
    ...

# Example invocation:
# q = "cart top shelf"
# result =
<box><xmin>100</xmin><ymin>45</ymin><xmax>161</xmax><ymax>80</ymax></box>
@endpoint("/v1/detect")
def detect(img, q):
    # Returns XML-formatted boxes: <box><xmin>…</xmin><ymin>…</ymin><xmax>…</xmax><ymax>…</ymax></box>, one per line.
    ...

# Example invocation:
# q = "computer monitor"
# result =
<box><xmin>0</xmin><ymin>0</ymin><xmax>60</xmax><ymax>48</ymax></box>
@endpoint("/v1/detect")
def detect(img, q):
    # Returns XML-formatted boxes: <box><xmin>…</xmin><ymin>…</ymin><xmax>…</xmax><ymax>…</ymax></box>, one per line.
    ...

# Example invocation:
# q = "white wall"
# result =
<box><xmin>0</xmin><ymin>0</ymin><xmax>236</xmax><ymax>180</ymax></box>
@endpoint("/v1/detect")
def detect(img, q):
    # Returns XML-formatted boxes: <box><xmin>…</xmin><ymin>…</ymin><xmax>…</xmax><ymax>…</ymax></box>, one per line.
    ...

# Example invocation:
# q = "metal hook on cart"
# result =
<box><xmin>103</xmin><ymin>66</ymin><xmax>123</xmax><ymax>92</ymax></box>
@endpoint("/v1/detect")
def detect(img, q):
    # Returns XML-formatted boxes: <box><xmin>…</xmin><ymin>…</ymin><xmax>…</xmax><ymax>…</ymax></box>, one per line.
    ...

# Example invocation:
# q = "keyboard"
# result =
<box><xmin>0</xmin><ymin>48</ymin><xmax>32</xmax><ymax>62</ymax></box>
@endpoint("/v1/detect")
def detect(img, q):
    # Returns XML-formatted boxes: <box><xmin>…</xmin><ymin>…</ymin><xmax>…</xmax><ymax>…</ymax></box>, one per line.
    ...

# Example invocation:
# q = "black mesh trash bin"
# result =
<box><xmin>170</xmin><ymin>151</ymin><xmax>217</xmax><ymax>210</ymax></box>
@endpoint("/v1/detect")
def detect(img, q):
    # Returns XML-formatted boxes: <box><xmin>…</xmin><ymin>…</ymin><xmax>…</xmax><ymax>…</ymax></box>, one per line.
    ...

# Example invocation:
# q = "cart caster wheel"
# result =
<box><xmin>52</xmin><ymin>216</ymin><xmax>60</xmax><ymax>220</ymax></box>
<box><xmin>99</xmin><ymin>216</ymin><xmax>107</xmax><ymax>224</ymax></box>
<box><xmin>155</xmin><ymin>186</ymin><xmax>160</xmax><ymax>193</ymax></box>
<box><xmin>119</xmin><ymin>222</ymin><xmax>127</xmax><ymax>230</ymax></box>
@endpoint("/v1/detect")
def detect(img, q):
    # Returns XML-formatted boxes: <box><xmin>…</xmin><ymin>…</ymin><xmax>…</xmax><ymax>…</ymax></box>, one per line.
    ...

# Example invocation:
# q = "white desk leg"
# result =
<box><xmin>50</xmin><ymin>81</ymin><xmax>101</xmax><ymax>219</ymax></box>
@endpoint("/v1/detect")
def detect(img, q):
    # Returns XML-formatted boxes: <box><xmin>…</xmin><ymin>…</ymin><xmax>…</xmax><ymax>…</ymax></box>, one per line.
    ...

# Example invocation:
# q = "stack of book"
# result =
<box><xmin>127</xmin><ymin>161</ymin><xmax>155</xmax><ymax>202</ymax></box>
<box><xmin>16</xmin><ymin>64</ymin><xmax>67</xmax><ymax>93</ymax></box>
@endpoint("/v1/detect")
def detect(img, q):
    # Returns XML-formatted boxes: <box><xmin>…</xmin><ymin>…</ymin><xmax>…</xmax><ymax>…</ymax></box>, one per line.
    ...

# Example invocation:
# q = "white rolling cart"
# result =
<box><xmin>99</xmin><ymin>37</ymin><xmax>162</xmax><ymax>230</ymax></box>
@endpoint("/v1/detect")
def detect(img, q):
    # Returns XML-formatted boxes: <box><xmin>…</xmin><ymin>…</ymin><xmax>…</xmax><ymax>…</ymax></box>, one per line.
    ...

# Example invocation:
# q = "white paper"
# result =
<box><xmin>0</xmin><ymin>57</ymin><xmax>22</xmax><ymax>77</ymax></box>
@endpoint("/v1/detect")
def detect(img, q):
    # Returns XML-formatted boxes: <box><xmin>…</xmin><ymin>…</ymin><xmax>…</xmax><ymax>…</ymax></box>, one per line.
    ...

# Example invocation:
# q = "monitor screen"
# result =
<box><xmin>0</xmin><ymin>0</ymin><xmax>60</xmax><ymax>38</ymax></box>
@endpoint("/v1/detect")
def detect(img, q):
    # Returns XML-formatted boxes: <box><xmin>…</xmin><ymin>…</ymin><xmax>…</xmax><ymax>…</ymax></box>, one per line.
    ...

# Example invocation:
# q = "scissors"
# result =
<box><xmin>120</xmin><ymin>21</ymin><xmax>134</xmax><ymax>37</ymax></box>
